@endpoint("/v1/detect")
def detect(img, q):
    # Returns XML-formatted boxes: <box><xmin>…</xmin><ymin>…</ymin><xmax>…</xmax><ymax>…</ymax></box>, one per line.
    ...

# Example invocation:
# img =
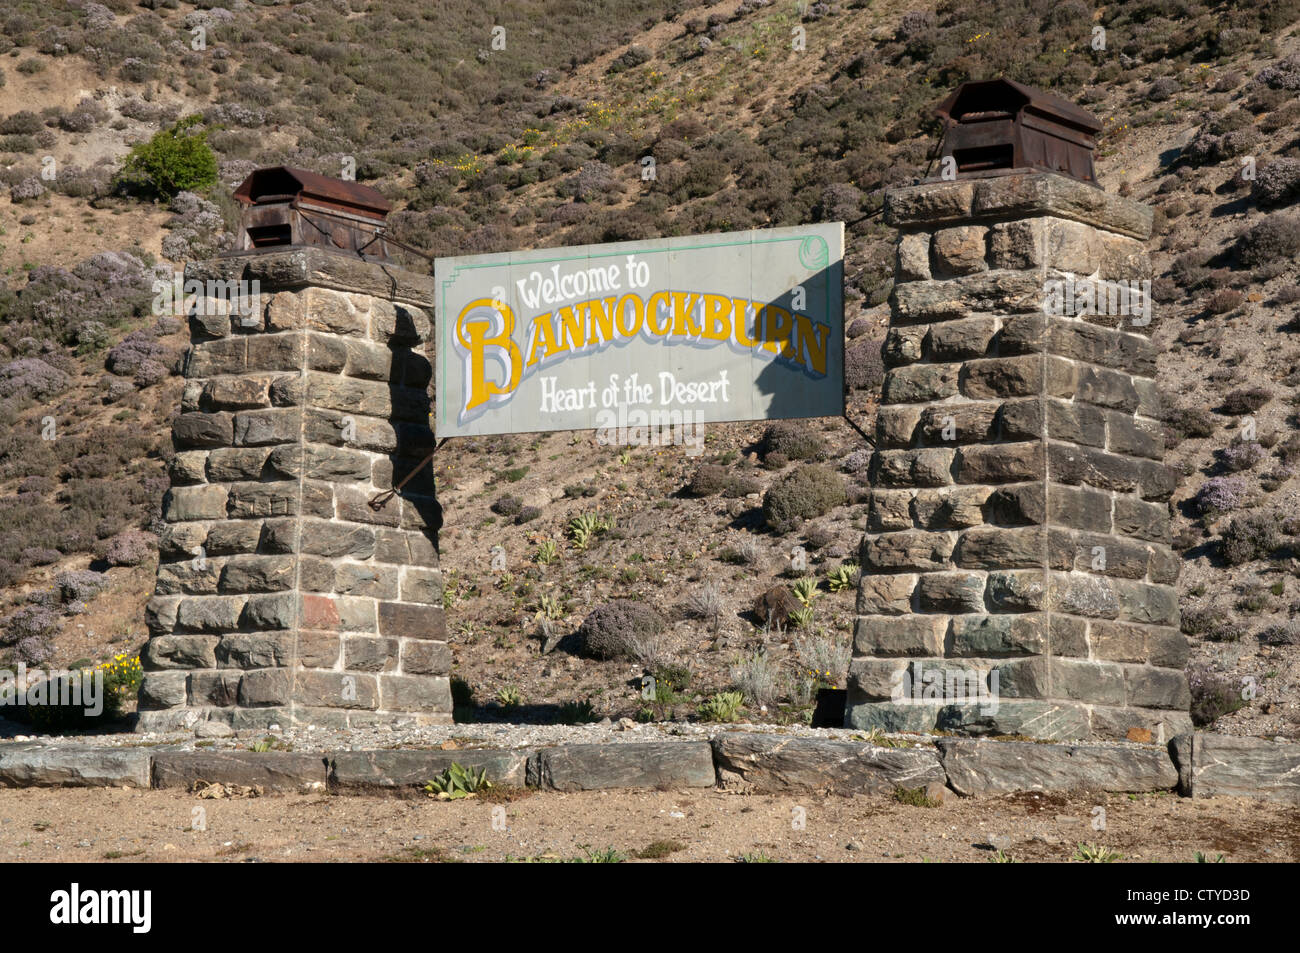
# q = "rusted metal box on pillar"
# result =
<box><xmin>231</xmin><ymin>166</ymin><xmax>394</xmax><ymax>259</ymax></box>
<box><xmin>934</xmin><ymin>78</ymin><xmax>1102</xmax><ymax>185</ymax></box>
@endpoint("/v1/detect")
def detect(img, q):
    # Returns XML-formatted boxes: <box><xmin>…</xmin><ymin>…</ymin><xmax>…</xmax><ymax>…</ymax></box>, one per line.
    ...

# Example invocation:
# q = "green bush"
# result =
<box><xmin>762</xmin><ymin>464</ymin><xmax>846</xmax><ymax>534</ymax></box>
<box><xmin>116</xmin><ymin>115</ymin><xmax>218</xmax><ymax>200</ymax></box>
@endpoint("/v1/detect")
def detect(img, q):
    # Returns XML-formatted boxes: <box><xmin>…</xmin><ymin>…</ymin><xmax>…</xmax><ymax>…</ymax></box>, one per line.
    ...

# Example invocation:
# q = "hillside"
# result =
<box><xmin>2</xmin><ymin>0</ymin><xmax>1300</xmax><ymax>737</ymax></box>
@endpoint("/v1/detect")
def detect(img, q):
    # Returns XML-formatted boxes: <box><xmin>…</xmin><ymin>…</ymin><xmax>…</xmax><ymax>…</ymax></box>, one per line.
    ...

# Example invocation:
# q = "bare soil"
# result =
<box><xmin>0</xmin><ymin>786</ymin><xmax>1294</xmax><ymax>863</ymax></box>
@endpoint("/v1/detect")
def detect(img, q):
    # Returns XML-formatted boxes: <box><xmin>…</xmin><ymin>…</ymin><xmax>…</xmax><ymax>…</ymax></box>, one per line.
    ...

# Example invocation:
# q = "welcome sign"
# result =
<box><xmin>435</xmin><ymin>223</ymin><xmax>844</xmax><ymax>438</ymax></box>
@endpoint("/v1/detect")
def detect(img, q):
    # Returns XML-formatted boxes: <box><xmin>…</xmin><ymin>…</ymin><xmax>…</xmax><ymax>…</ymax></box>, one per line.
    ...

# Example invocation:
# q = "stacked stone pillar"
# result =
<box><xmin>847</xmin><ymin>172</ymin><xmax>1190</xmax><ymax>742</ymax></box>
<box><xmin>136</xmin><ymin>248</ymin><xmax>448</xmax><ymax>731</ymax></box>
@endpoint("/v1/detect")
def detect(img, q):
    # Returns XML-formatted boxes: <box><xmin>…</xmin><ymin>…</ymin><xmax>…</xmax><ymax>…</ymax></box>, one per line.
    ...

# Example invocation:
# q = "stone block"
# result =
<box><xmin>954</xmin><ymin>527</ymin><xmax>1045</xmax><ymax>569</ymax></box>
<box><xmin>163</xmin><ymin>484</ymin><xmax>229</xmax><ymax>522</ymax></box>
<box><xmin>853</xmin><ymin>614</ymin><xmax>946</xmax><ymax>657</ymax></box>
<box><xmin>141</xmin><ymin>635</ymin><xmax>217</xmax><ymax>671</ymax></box>
<box><xmin>954</xmin><ymin>442</ymin><xmax>1044</xmax><ymax>484</ymax></box>
<box><xmin>401</xmin><ymin>640</ymin><xmax>451</xmax><ymax>676</ymax></box>
<box><xmin>861</xmin><ymin>530</ymin><xmax>955</xmax><ymax>572</ymax></box>
<box><xmin>915</xmin><ymin>571</ymin><xmax>985</xmax><ymax>613</ymax></box>
<box><xmin>931</xmin><ymin>225</ymin><xmax>988</xmax><ymax>276</ymax></box>
<box><xmin>911</xmin><ymin>487</ymin><xmax>988</xmax><ymax>529</ymax></box>
<box><xmin>378</xmin><ymin>601</ymin><xmax>446</xmax><ymax>640</ymax></box>
<box><xmin>871</xmin><ymin>448</ymin><xmax>954</xmax><ymax>487</ymax></box>
<box><xmin>938</xmin><ymin>738</ymin><xmax>1176</xmax><ymax>796</ymax></box>
<box><xmin>896</xmin><ymin>232</ymin><xmax>931</xmax><ymax>281</ymax></box>
<box><xmin>712</xmin><ymin>732</ymin><xmax>945</xmax><ymax>795</ymax></box>
<box><xmin>856</xmin><ymin>573</ymin><xmax>915</xmax><ymax>615</ymax></box>
<box><xmin>882</xmin><ymin>363</ymin><xmax>960</xmax><ymax>403</ymax></box>
<box><xmin>378</xmin><ymin>674</ymin><xmax>451</xmax><ymax>712</ymax></box>
<box><xmin>533</xmin><ymin>742</ymin><xmax>715</xmax><ymax>791</ymax></box>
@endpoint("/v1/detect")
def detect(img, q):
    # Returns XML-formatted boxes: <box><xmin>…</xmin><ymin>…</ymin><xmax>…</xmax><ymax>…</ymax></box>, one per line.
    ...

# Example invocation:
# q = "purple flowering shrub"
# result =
<box><xmin>1217</xmin><ymin>441</ymin><xmax>1266</xmax><ymax>473</ymax></box>
<box><xmin>3</xmin><ymin>251</ymin><xmax>159</xmax><ymax>351</ymax></box>
<box><xmin>0</xmin><ymin>604</ymin><xmax>60</xmax><ymax>646</ymax></box>
<box><xmin>104</xmin><ymin>530</ymin><xmax>156</xmax><ymax>567</ymax></box>
<box><xmin>55</xmin><ymin>569</ymin><xmax>109</xmax><ymax>603</ymax></box>
<box><xmin>1193</xmin><ymin>476</ymin><xmax>1250</xmax><ymax>515</ymax></box>
<box><xmin>105</xmin><ymin>329</ymin><xmax>167</xmax><ymax>377</ymax></box>
<box><xmin>0</xmin><ymin>358</ymin><xmax>71</xmax><ymax>402</ymax></box>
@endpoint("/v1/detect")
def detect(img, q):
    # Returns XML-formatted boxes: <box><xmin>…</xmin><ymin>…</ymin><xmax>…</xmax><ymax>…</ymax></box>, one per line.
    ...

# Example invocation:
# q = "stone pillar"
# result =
<box><xmin>847</xmin><ymin>172</ymin><xmax>1190</xmax><ymax>742</ymax></box>
<box><xmin>136</xmin><ymin>248</ymin><xmax>448</xmax><ymax>731</ymax></box>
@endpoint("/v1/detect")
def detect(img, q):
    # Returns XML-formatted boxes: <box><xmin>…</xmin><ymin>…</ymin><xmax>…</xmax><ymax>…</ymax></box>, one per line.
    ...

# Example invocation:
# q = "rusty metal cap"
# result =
<box><xmin>936</xmin><ymin>78</ymin><xmax>1102</xmax><ymax>134</ymax></box>
<box><xmin>232</xmin><ymin>166</ymin><xmax>392</xmax><ymax>221</ymax></box>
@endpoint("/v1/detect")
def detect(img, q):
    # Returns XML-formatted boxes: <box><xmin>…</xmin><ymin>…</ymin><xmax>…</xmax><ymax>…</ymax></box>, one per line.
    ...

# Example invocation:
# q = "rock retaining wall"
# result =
<box><xmin>2</xmin><ymin>732</ymin><xmax>1295</xmax><ymax>803</ymax></box>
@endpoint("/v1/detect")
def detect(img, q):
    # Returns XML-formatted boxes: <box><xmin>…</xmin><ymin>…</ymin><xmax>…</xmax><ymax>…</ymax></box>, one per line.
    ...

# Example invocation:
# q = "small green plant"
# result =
<box><xmin>825</xmin><ymin>563</ymin><xmax>858</xmax><ymax>593</ymax></box>
<box><xmin>988</xmin><ymin>850</ymin><xmax>1019</xmax><ymax>863</ymax></box>
<box><xmin>852</xmin><ymin>728</ymin><xmax>903</xmax><ymax>748</ymax></box>
<box><xmin>496</xmin><ymin>685</ymin><xmax>523</xmax><ymax>709</ymax></box>
<box><xmin>698</xmin><ymin>690</ymin><xmax>745</xmax><ymax>723</ymax></box>
<box><xmin>575</xmin><ymin>845</ymin><xmax>625</xmax><ymax>863</ymax></box>
<box><xmin>533</xmin><ymin>539</ymin><xmax>559</xmax><ymax>564</ymax></box>
<box><xmin>788</xmin><ymin>606</ymin><xmax>815</xmax><ymax>629</ymax></box>
<box><xmin>636</xmin><ymin>839</ymin><xmax>686</xmax><ymax>859</ymax></box>
<box><xmin>557</xmin><ymin>699</ymin><xmax>598</xmax><ymax>724</ymax></box>
<box><xmin>792</xmin><ymin>576</ymin><xmax>819</xmax><ymax>607</ymax></box>
<box><xmin>536</xmin><ymin>593</ymin><xmax>566</xmax><ymax>620</ymax></box>
<box><xmin>892</xmin><ymin>786</ymin><xmax>941</xmax><ymax>808</ymax></box>
<box><xmin>736</xmin><ymin>852</ymin><xmax>777</xmax><ymax>863</ymax></box>
<box><xmin>424</xmin><ymin>763</ymin><xmax>494</xmax><ymax>800</ymax></box>
<box><xmin>1194</xmin><ymin>851</ymin><xmax>1227</xmax><ymax>863</ymax></box>
<box><xmin>1073</xmin><ymin>843</ymin><xmax>1123</xmax><ymax>863</ymax></box>
<box><xmin>567</xmin><ymin>512</ymin><xmax>611</xmax><ymax>550</ymax></box>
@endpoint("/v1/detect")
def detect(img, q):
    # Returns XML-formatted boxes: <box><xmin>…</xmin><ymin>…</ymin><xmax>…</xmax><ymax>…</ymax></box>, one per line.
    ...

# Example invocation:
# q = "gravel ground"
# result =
<box><xmin>0</xmin><ymin>785</ymin><xmax>1295</xmax><ymax>863</ymax></box>
<box><xmin>0</xmin><ymin>716</ymin><xmax>1199</xmax><ymax>753</ymax></box>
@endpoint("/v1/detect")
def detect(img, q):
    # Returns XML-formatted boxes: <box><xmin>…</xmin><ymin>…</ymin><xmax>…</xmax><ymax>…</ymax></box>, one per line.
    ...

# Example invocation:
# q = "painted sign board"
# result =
<box><xmin>434</xmin><ymin>223</ymin><xmax>844</xmax><ymax>438</ymax></box>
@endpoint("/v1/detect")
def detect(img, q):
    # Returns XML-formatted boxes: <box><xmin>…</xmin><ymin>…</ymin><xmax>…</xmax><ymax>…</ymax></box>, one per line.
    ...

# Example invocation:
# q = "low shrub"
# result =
<box><xmin>1221</xmin><ymin>386</ymin><xmax>1271</xmax><ymax>415</ymax></box>
<box><xmin>1196</xmin><ymin>473</ymin><xmax>1248</xmax><ymax>512</ymax></box>
<box><xmin>762</xmin><ymin>464</ymin><xmax>846</xmax><ymax>533</ymax></box>
<box><xmin>759</xmin><ymin>421</ymin><xmax>825</xmax><ymax>461</ymax></box>
<box><xmin>576</xmin><ymin>599</ymin><xmax>664</xmax><ymax>660</ymax></box>
<box><xmin>1253</xmin><ymin>157</ymin><xmax>1300</xmax><ymax>207</ymax></box>
<box><xmin>490</xmin><ymin>495</ymin><xmax>522</xmax><ymax>516</ymax></box>
<box><xmin>685</xmin><ymin>464</ymin><xmax>727</xmax><ymax>496</ymax></box>
<box><xmin>104</xmin><ymin>530</ymin><xmax>155</xmax><ymax>567</ymax></box>
<box><xmin>845</xmin><ymin>335</ymin><xmax>886</xmax><ymax>391</ymax></box>
<box><xmin>1237</xmin><ymin>214</ymin><xmax>1300</xmax><ymax>268</ymax></box>
<box><xmin>1220</xmin><ymin>510</ymin><xmax>1283</xmax><ymax>566</ymax></box>
<box><xmin>1187</xmin><ymin>663</ymin><xmax>1248</xmax><ymax>726</ymax></box>
<box><xmin>1217</xmin><ymin>441</ymin><xmax>1266</xmax><ymax>473</ymax></box>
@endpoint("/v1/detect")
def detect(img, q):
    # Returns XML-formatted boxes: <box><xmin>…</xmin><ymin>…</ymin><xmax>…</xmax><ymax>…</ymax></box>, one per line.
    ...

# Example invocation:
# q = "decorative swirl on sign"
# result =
<box><xmin>798</xmin><ymin>235</ymin><xmax>829</xmax><ymax>272</ymax></box>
